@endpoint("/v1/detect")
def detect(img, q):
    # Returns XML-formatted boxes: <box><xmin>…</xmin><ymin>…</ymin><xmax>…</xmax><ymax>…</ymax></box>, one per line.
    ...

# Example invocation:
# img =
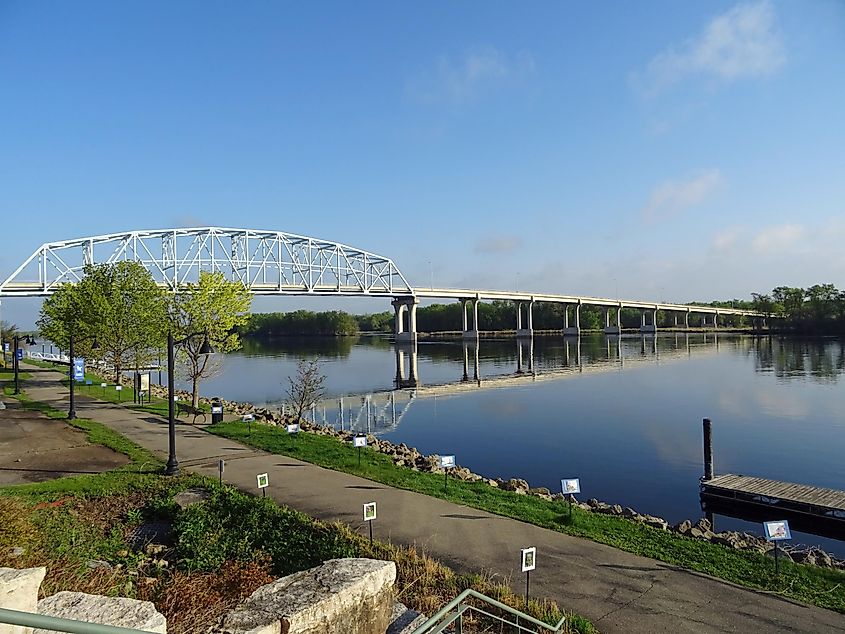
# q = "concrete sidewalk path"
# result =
<box><xmin>15</xmin><ymin>365</ymin><xmax>845</xmax><ymax>634</ymax></box>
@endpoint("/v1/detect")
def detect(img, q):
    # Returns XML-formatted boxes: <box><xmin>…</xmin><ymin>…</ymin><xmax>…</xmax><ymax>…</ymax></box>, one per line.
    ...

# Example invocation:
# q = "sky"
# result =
<box><xmin>1</xmin><ymin>0</ymin><xmax>844</xmax><ymax>327</ymax></box>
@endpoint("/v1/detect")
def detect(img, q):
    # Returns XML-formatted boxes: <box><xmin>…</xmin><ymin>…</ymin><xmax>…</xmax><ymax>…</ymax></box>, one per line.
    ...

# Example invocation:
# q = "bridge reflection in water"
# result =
<box><xmin>304</xmin><ymin>332</ymin><xmax>737</xmax><ymax>435</ymax></box>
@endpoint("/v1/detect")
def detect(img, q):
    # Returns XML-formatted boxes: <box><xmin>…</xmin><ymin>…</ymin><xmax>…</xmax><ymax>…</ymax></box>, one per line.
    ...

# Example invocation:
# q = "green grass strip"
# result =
<box><xmin>208</xmin><ymin>421</ymin><xmax>845</xmax><ymax>614</ymax></box>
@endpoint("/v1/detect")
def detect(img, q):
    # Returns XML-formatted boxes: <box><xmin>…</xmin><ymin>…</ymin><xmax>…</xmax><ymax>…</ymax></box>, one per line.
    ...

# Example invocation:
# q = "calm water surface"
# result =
<box><xmin>194</xmin><ymin>333</ymin><xmax>845</xmax><ymax>555</ymax></box>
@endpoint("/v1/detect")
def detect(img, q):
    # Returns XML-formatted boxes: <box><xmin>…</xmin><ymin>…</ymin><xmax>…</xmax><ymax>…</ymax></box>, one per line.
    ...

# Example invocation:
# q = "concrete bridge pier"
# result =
<box><xmin>603</xmin><ymin>304</ymin><xmax>622</xmax><ymax>335</ymax></box>
<box><xmin>563</xmin><ymin>302</ymin><xmax>581</xmax><ymax>336</ymax></box>
<box><xmin>640</xmin><ymin>307</ymin><xmax>658</xmax><ymax>333</ymax></box>
<box><xmin>516</xmin><ymin>300</ymin><xmax>534</xmax><ymax>338</ymax></box>
<box><xmin>392</xmin><ymin>297</ymin><xmax>419</xmax><ymax>343</ymax></box>
<box><xmin>461</xmin><ymin>298</ymin><xmax>480</xmax><ymax>340</ymax></box>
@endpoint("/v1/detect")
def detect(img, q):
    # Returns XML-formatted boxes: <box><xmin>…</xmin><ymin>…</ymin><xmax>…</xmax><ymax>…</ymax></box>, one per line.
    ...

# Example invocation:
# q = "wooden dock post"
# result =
<box><xmin>703</xmin><ymin>418</ymin><xmax>713</xmax><ymax>481</ymax></box>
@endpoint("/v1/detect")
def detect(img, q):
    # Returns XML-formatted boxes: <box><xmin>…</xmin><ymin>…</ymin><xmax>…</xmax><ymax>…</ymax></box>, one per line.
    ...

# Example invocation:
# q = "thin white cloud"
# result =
<box><xmin>711</xmin><ymin>226</ymin><xmax>744</xmax><ymax>253</ymax></box>
<box><xmin>634</xmin><ymin>0</ymin><xmax>785</xmax><ymax>95</ymax></box>
<box><xmin>643</xmin><ymin>169</ymin><xmax>723</xmax><ymax>222</ymax></box>
<box><xmin>407</xmin><ymin>48</ymin><xmax>535</xmax><ymax>104</ymax></box>
<box><xmin>475</xmin><ymin>234</ymin><xmax>523</xmax><ymax>255</ymax></box>
<box><xmin>751</xmin><ymin>223</ymin><xmax>806</xmax><ymax>254</ymax></box>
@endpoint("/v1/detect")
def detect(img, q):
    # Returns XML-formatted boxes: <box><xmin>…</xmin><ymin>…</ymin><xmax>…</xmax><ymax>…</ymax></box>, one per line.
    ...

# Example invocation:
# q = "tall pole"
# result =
<box><xmin>13</xmin><ymin>335</ymin><xmax>20</xmax><ymax>395</ymax></box>
<box><xmin>165</xmin><ymin>330</ymin><xmax>179</xmax><ymax>476</ymax></box>
<box><xmin>68</xmin><ymin>331</ymin><xmax>76</xmax><ymax>419</ymax></box>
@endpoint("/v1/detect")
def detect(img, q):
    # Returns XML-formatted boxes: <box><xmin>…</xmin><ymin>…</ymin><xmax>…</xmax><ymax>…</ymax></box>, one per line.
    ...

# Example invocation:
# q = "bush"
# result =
<box><xmin>174</xmin><ymin>488</ymin><xmax>356</xmax><ymax>574</ymax></box>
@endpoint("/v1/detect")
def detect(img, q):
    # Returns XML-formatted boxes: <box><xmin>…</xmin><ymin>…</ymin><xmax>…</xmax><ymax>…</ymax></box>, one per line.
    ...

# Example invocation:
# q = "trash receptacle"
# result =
<box><xmin>211</xmin><ymin>398</ymin><xmax>224</xmax><ymax>424</ymax></box>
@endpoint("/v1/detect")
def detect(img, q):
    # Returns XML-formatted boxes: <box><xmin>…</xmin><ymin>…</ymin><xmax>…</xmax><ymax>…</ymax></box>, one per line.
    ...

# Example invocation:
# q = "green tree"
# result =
<box><xmin>169</xmin><ymin>271</ymin><xmax>252</xmax><ymax>408</ymax></box>
<box><xmin>38</xmin><ymin>262</ymin><xmax>167</xmax><ymax>382</ymax></box>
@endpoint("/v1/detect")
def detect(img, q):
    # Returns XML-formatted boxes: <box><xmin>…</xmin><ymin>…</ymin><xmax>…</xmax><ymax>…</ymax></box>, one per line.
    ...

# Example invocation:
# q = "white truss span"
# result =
<box><xmin>0</xmin><ymin>227</ymin><xmax>413</xmax><ymax>297</ymax></box>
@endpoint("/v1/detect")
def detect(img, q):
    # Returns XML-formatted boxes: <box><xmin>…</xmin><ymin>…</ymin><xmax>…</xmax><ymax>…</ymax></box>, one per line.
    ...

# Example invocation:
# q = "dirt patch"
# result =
<box><xmin>0</xmin><ymin>405</ymin><xmax>129</xmax><ymax>484</ymax></box>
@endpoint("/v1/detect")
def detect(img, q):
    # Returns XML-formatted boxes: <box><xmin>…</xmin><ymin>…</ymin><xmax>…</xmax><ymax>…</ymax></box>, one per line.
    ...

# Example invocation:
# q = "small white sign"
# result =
<box><xmin>242</xmin><ymin>414</ymin><xmax>255</xmax><ymax>423</ymax></box>
<box><xmin>257</xmin><ymin>473</ymin><xmax>269</xmax><ymax>489</ymax></box>
<box><xmin>354</xmin><ymin>436</ymin><xmax>367</xmax><ymax>448</ymax></box>
<box><xmin>440</xmin><ymin>455</ymin><xmax>456</xmax><ymax>469</ymax></box>
<box><xmin>100</xmin><ymin>382</ymin><xmax>107</xmax><ymax>388</ymax></box>
<box><xmin>212</xmin><ymin>405</ymin><xmax>223</xmax><ymax>414</ymax></box>
<box><xmin>521</xmin><ymin>547</ymin><xmax>536</xmax><ymax>572</ymax></box>
<box><xmin>115</xmin><ymin>385</ymin><xmax>122</xmax><ymax>391</ymax></box>
<box><xmin>363</xmin><ymin>502</ymin><xmax>377</xmax><ymax>522</ymax></box>
<box><xmin>561</xmin><ymin>478</ymin><xmax>581</xmax><ymax>495</ymax></box>
<box><xmin>218</xmin><ymin>459</ymin><xmax>225</xmax><ymax>474</ymax></box>
<box><xmin>763</xmin><ymin>520</ymin><xmax>791</xmax><ymax>542</ymax></box>
<box><xmin>287</xmin><ymin>423</ymin><xmax>300</xmax><ymax>434</ymax></box>
<box><xmin>173</xmin><ymin>395</ymin><xmax>179</xmax><ymax>401</ymax></box>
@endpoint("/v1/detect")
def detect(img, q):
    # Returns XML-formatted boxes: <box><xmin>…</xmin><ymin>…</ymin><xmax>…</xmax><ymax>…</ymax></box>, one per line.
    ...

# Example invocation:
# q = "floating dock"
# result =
<box><xmin>700</xmin><ymin>474</ymin><xmax>845</xmax><ymax>521</ymax></box>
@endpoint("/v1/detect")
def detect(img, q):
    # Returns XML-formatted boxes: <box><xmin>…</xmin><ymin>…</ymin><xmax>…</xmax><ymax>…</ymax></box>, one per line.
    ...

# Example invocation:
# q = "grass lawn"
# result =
<box><xmin>209</xmin><ymin>420</ymin><xmax>845</xmax><ymax>614</ymax></box>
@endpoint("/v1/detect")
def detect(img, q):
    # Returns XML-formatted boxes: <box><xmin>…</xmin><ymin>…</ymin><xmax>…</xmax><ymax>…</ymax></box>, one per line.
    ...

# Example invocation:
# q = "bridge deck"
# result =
<box><xmin>701</xmin><ymin>474</ymin><xmax>845</xmax><ymax>517</ymax></box>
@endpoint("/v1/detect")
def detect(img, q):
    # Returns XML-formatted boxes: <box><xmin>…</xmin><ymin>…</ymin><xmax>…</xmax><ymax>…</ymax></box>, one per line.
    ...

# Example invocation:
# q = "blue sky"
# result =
<box><xmin>1</xmin><ymin>1</ymin><xmax>844</xmax><ymax>326</ymax></box>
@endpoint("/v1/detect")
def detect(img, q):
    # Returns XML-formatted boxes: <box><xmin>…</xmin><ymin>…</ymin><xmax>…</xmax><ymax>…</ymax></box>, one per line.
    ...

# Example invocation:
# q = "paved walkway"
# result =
<box><xmin>13</xmin><ymin>365</ymin><xmax>845</xmax><ymax>633</ymax></box>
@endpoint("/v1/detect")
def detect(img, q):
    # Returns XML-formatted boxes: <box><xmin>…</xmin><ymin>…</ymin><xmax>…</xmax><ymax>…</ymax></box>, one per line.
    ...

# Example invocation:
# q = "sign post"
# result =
<box><xmin>218</xmin><ymin>459</ymin><xmax>225</xmax><ymax>485</ymax></box>
<box><xmin>363</xmin><ymin>502</ymin><xmax>377</xmax><ymax>546</ymax></box>
<box><xmin>520</xmin><ymin>547</ymin><xmax>536</xmax><ymax>606</ymax></box>
<box><xmin>101</xmin><ymin>382</ymin><xmax>107</xmax><ymax>396</ymax></box>
<box><xmin>257</xmin><ymin>473</ymin><xmax>269</xmax><ymax>498</ymax></box>
<box><xmin>561</xmin><ymin>478</ymin><xmax>581</xmax><ymax>519</ymax></box>
<box><xmin>440</xmin><ymin>455</ymin><xmax>456</xmax><ymax>492</ymax></box>
<box><xmin>354</xmin><ymin>435</ymin><xmax>367</xmax><ymax>466</ymax></box>
<box><xmin>242</xmin><ymin>413</ymin><xmax>254</xmax><ymax>436</ymax></box>
<box><xmin>763</xmin><ymin>520</ymin><xmax>791</xmax><ymax>576</ymax></box>
<box><xmin>115</xmin><ymin>384</ymin><xmax>123</xmax><ymax>402</ymax></box>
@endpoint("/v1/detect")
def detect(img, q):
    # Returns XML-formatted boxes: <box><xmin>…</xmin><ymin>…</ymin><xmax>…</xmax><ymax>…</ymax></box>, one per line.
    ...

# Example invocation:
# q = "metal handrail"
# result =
<box><xmin>411</xmin><ymin>588</ymin><xmax>567</xmax><ymax>633</ymax></box>
<box><xmin>0</xmin><ymin>607</ymin><xmax>157</xmax><ymax>633</ymax></box>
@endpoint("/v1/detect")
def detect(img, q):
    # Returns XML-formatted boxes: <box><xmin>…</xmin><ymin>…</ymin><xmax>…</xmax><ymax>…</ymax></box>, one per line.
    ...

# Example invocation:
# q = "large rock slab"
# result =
<box><xmin>219</xmin><ymin>558</ymin><xmax>396</xmax><ymax>634</ymax></box>
<box><xmin>35</xmin><ymin>592</ymin><xmax>166</xmax><ymax>633</ymax></box>
<box><xmin>0</xmin><ymin>567</ymin><xmax>46</xmax><ymax>634</ymax></box>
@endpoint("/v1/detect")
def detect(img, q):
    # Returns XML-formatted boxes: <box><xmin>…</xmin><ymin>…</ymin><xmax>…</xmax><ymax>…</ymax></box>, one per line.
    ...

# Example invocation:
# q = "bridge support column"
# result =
<box><xmin>640</xmin><ymin>307</ymin><xmax>657</xmax><ymax>333</ymax></box>
<box><xmin>603</xmin><ymin>304</ymin><xmax>621</xmax><ymax>335</ymax></box>
<box><xmin>685</xmin><ymin>309</ymin><xmax>690</xmax><ymax>330</ymax></box>
<box><xmin>517</xmin><ymin>300</ymin><xmax>534</xmax><ymax>338</ymax></box>
<box><xmin>392</xmin><ymin>297</ymin><xmax>419</xmax><ymax>343</ymax></box>
<box><xmin>563</xmin><ymin>302</ymin><xmax>581</xmax><ymax>336</ymax></box>
<box><xmin>461</xmin><ymin>298</ymin><xmax>479</xmax><ymax>340</ymax></box>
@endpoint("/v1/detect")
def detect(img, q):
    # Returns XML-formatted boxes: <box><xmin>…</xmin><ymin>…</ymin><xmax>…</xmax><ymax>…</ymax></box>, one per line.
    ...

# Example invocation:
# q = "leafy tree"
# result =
<box><xmin>169</xmin><ymin>271</ymin><xmax>252</xmax><ymax>408</ymax></box>
<box><xmin>38</xmin><ymin>262</ymin><xmax>167</xmax><ymax>382</ymax></box>
<box><xmin>285</xmin><ymin>358</ymin><xmax>326</xmax><ymax>422</ymax></box>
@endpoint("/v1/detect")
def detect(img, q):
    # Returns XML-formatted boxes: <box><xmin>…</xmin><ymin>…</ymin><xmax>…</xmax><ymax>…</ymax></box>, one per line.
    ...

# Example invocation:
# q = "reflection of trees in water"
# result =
<box><xmin>752</xmin><ymin>337</ymin><xmax>845</xmax><ymax>383</ymax></box>
<box><xmin>241</xmin><ymin>336</ymin><xmax>357</xmax><ymax>359</ymax></box>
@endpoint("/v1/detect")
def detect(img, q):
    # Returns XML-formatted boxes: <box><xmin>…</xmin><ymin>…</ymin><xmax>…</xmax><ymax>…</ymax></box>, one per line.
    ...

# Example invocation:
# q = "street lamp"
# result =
<box><xmin>68</xmin><ymin>331</ymin><xmax>100</xmax><ymax>420</ymax></box>
<box><xmin>13</xmin><ymin>334</ymin><xmax>36</xmax><ymax>395</ymax></box>
<box><xmin>166</xmin><ymin>330</ymin><xmax>215</xmax><ymax>476</ymax></box>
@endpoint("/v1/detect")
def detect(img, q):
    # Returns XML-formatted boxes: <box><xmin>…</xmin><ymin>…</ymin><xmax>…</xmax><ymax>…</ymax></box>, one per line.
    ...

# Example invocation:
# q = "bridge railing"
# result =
<box><xmin>410</xmin><ymin>588</ymin><xmax>567</xmax><ymax>634</ymax></box>
<box><xmin>27</xmin><ymin>350</ymin><xmax>70</xmax><ymax>363</ymax></box>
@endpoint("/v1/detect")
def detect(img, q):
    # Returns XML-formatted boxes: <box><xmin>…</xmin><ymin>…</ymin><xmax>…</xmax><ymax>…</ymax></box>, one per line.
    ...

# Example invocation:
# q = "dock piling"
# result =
<box><xmin>703</xmin><ymin>418</ymin><xmax>713</xmax><ymax>481</ymax></box>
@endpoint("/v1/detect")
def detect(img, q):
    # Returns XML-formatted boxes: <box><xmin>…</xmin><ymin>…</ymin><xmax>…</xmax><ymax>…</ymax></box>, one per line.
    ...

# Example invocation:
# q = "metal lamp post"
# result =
<box><xmin>67</xmin><ymin>330</ymin><xmax>100</xmax><ymax>420</ymax></box>
<box><xmin>166</xmin><ymin>330</ymin><xmax>215</xmax><ymax>476</ymax></box>
<box><xmin>13</xmin><ymin>334</ymin><xmax>36</xmax><ymax>395</ymax></box>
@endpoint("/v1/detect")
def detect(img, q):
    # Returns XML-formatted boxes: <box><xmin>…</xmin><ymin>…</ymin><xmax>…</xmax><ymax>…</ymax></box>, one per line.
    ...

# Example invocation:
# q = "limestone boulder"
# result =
<box><xmin>218</xmin><ymin>558</ymin><xmax>396</xmax><ymax>634</ymax></box>
<box><xmin>36</xmin><ymin>592</ymin><xmax>166</xmax><ymax>633</ymax></box>
<box><xmin>0</xmin><ymin>567</ymin><xmax>46</xmax><ymax>634</ymax></box>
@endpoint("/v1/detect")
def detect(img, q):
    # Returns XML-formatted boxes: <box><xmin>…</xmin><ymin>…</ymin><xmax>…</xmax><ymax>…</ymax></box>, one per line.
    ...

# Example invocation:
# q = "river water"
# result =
<box><xmin>193</xmin><ymin>333</ymin><xmax>845</xmax><ymax>555</ymax></box>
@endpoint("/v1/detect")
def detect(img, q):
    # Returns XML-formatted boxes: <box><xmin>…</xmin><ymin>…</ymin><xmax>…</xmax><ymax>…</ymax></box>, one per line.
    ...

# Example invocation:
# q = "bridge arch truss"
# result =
<box><xmin>0</xmin><ymin>227</ymin><xmax>413</xmax><ymax>297</ymax></box>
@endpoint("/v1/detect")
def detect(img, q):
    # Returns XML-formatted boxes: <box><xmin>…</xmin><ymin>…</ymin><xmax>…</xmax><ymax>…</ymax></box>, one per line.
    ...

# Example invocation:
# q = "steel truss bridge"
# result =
<box><xmin>0</xmin><ymin>227</ymin><xmax>766</xmax><ymax>339</ymax></box>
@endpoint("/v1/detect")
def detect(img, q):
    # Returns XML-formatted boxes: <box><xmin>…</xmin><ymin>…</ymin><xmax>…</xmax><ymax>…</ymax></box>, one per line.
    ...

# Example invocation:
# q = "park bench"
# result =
<box><xmin>176</xmin><ymin>401</ymin><xmax>207</xmax><ymax>424</ymax></box>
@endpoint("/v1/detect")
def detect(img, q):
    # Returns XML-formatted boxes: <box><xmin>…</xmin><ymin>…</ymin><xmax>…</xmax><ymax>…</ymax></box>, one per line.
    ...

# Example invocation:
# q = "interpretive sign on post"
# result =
<box><xmin>354</xmin><ymin>435</ymin><xmax>367</xmax><ymax>466</ymax></box>
<box><xmin>520</xmin><ymin>547</ymin><xmax>536</xmax><ymax>603</ymax></box>
<box><xmin>257</xmin><ymin>473</ymin><xmax>269</xmax><ymax>497</ymax></box>
<box><xmin>363</xmin><ymin>502</ymin><xmax>377</xmax><ymax>545</ymax></box>
<box><xmin>243</xmin><ymin>413</ymin><xmax>255</xmax><ymax>436</ymax></box>
<box><xmin>561</xmin><ymin>478</ymin><xmax>580</xmax><ymax>517</ymax></box>
<box><xmin>115</xmin><ymin>384</ymin><xmax>123</xmax><ymax>401</ymax></box>
<box><xmin>440</xmin><ymin>455</ymin><xmax>456</xmax><ymax>492</ymax></box>
<box><xmin>764</xmin><ymin>519</ymin><xmax>791</xmax><ymax>575</ymax></box>
<box><xmin>101</xmin><ymin>382</ymin><xmax>107</xmax><ymax>395</ymax></box>
<box><xmin>286</xmin><ymin>423</ymin><xmax>300</xmax><ymax>434</ymax></box>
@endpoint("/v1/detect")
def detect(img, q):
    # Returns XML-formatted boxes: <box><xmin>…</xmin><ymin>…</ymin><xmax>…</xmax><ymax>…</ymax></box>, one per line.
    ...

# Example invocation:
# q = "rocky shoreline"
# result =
<box><xmin>149</xmin><ymin>384</ymin><xmax>845</xmax><ymax>571</ymax></box>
